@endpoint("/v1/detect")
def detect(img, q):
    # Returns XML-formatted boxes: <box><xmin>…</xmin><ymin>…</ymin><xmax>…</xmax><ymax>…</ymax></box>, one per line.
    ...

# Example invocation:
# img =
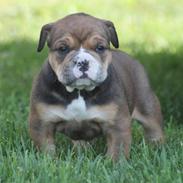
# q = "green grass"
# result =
<box><xmin>0</xmin><ymin>0</ymin><xmax>183</xmax><ymax>182</ymax></box>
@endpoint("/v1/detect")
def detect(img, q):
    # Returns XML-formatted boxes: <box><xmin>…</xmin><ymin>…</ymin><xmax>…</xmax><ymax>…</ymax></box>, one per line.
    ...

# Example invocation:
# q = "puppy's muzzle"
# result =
<box><xmin>72</xmin><ymin>50</ymin><xmax>99</xmax><ymax>80</ymax></box>
<box><xmin>61</xmin><ymin>48</ymin><xmax>107</xmax><ymax>92</ymax></box>
<box><xmin>74</xmin><ymin>59</ymin><xmax>89</xmax><ymax>79</ymax></box>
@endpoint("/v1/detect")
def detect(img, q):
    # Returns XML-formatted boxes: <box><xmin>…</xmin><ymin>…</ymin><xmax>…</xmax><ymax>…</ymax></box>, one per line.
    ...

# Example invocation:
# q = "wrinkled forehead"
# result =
<box><xmin>49</xmin><ymin>15</ymin><xmax>108</xmax><ymax>45</ymax></box>
<box><xmin>52</xmin><ymin>34</ymin><xmax>109</xmax><ymax>50</ymax></box>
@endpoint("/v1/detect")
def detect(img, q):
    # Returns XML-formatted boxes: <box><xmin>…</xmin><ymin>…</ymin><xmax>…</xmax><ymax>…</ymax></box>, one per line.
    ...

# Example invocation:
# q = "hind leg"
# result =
<box><xmin>132</xmin><ymin>93</ymin><xmax>164</xmax><ymax>143</ymax></box>
<box><xmin>72</xmin><ymin>140</ymin><xmax>91</xmax><ymax>149</ymax></box>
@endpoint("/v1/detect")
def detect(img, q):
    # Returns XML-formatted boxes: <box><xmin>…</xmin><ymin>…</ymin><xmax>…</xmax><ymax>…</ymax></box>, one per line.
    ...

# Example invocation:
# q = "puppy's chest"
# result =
<box><xmin>62</xmin><ymin>95</ymin><xmax>94</xmax><ymax>121</ymax></box>
<box><xmin>37</xmin><ymin>95</ymin><xmax>118</xmax><ymax>124</ymax></box>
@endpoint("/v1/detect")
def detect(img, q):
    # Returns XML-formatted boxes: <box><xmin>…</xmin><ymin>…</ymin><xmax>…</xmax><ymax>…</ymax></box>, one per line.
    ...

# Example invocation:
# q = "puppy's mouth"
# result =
<box><xmin>65</xmin><ymin>78</ymin><xmax>98</xmax><ymax>92</ymax></box>
<box><xmin>56</xmin><ymin>48</ymin><xmax>108</xmax><ymax>92</ymax></box>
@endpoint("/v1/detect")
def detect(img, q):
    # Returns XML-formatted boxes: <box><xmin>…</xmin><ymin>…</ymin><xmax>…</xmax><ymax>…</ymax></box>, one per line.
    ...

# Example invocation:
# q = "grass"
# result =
<box><xmin>0</xmin><ymin>0</ymin><xmax>183</xmax><ymax>182</ymax></box>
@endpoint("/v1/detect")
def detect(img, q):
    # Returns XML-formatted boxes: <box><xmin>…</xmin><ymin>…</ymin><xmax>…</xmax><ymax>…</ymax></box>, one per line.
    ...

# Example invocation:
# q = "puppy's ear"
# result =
<box><xmin>104</xmin><ymin>21</ymin><xmax>119</xmax><ymax>48</ymax></box>
<box><xmin>37</xmin><ymin>23</ymin><xmax>54</xmax><ymax>52</ymax></box>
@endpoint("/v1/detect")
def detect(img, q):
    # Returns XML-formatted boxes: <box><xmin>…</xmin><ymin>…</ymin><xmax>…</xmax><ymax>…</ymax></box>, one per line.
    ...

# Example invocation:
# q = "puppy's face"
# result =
<box><xmin>37</xmin><ymin>13</ymin><xmax>119</xmax><ymax>92</ymax></box>
<box><xmin>49</xmin><ymin>34</ymin><xmax>111</xmax><ymax>92</ymax></box>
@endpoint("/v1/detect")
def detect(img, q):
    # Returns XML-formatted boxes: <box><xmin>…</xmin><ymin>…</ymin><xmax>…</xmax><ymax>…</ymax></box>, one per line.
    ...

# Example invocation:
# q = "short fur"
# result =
<box><xmin>29</xmin><ymin>13</ymin><xmax>164</xmax><ymax>160</ymax></box>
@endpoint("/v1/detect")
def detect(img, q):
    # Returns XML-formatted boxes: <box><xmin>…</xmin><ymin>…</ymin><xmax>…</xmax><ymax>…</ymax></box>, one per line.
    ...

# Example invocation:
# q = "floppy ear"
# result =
<box><xmin>104</xmin><ymin>21</ymin><xmax>119</xmax><ymax>48</ymax></box>
<box><xmin>37</xmin><ymin>23</ymin><xmax>54</xmax><ymax>52</ymax></box>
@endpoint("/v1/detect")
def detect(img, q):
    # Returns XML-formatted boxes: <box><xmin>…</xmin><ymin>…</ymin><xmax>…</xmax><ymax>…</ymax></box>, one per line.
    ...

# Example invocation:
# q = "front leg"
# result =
<box><xmin>106</xmin><ymin>116</ymin><xmax>132</xmax><ymax>161</ymax></box>
<box><xmin>29</xmin><ymin>117</ymin><xmax>56</xmax><ymax>156</ymax></box>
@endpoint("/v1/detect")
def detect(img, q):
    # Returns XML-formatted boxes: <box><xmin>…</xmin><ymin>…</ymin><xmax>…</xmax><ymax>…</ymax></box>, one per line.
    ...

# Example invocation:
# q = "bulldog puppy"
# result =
<box><xmin>29</xmin><ymin>13</ymin><xmax>164</xmax><ymax>160</ymax></box>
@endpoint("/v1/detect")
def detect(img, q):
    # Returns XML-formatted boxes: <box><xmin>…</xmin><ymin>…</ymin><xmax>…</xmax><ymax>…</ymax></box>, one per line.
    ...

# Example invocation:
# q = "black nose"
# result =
<box><xmin>77</xmin><ymin>60</ymin><xmax>89</xmax><ymax>72</ymax></box>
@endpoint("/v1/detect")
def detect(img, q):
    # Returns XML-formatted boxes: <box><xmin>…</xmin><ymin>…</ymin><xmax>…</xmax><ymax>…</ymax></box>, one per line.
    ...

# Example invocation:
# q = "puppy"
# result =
<box><xmin>29</xmin><ymin>13</ymin><xmax>164</xmax><ymax>160</ymax></box>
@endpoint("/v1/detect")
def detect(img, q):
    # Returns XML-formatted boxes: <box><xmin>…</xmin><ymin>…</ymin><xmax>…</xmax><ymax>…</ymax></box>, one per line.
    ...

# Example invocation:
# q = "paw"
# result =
<box><xmin>72</xmin><ymin>140</ymin><xmax>91</xmax><ymax>149</ymax></box>
<box><xmin>43</xmin><ymin>144</ymin><xmax>56</xmax><ymax>156</ymax></box>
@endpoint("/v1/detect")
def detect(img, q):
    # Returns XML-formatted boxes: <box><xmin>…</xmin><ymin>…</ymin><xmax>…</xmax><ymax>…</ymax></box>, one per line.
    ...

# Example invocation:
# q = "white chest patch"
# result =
<box><xmin>37</xmin><ymin>95</ymin><xmax>118</xmax><ymax>124</ymax></box>
<box><xmin>66</xmin><ymin>95</ymin><xmax>87</xmax><ymax>120</ymax></box>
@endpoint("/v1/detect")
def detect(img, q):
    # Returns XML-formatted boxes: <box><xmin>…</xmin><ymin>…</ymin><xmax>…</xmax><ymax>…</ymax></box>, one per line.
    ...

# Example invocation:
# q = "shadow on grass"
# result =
<box><xmin>0</xmin><ymin>39</ymin><xmax>183</xmax><ymax>124</ymax></box>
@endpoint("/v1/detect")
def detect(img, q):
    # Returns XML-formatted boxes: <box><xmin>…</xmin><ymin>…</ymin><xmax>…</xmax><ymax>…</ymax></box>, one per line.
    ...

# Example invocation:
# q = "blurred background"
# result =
<box><xmin>0</xmin><ymin>0</ymin><xmax>183</xmax><ymax>125</ymax></box>
<box><xmin>0</xmin><ymin>1</ymin><xmax>183</xmax><ymax>181</ymax></box>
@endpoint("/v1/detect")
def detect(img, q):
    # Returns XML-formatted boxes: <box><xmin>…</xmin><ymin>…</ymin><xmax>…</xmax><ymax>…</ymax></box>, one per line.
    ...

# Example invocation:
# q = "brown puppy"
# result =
<box><xmin>29</xmin><ymin>13</ymin><xmax>164</xmax><ymax>160</ymax></box>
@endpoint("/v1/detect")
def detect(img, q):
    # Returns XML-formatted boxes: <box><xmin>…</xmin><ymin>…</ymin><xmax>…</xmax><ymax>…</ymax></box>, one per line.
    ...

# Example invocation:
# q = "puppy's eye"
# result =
<box><xmin>58</xmin><ymin>45</ymin><xmax>70</xmax><ymax>54</ymax></box>
<box><xmin>95</xmin><ymin>45</ymin><xmax>106</xmax><ymax>53</ymax></box>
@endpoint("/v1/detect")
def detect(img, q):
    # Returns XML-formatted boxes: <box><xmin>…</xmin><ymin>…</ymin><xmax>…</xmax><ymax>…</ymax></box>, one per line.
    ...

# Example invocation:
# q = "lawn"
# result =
<box><xmin>0</xmin><ymin>0</ymin><xmax>183</xmax><ymax>182</ymax></box>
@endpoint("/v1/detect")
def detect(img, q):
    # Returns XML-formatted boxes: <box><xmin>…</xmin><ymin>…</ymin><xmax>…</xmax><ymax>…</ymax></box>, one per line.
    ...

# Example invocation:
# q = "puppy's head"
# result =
<box><xmin>37</xmin><ymin>13</ymin><xmax>119</xmax><ymax>92</ymax></box>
